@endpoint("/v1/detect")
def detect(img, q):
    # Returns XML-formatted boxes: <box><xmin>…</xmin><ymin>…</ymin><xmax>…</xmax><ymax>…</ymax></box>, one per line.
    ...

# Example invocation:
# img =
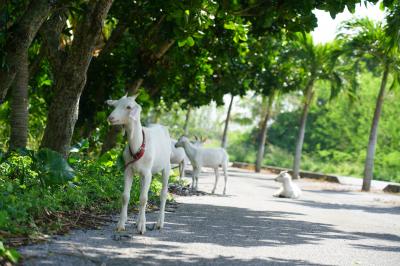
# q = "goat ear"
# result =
<box><xmin>129</xmin><ymin>105</ymin><xmax>141</xmax><ymax>121</ymax></box>
<box><xmin>106</xmin><ymin>100</ymin><xmax>117</xmax><ymax>106</ymax></box>
<box><xmin>194</xmin><ymin>136</ymin><xmax>198</xmax><ymax>141</ymax></box>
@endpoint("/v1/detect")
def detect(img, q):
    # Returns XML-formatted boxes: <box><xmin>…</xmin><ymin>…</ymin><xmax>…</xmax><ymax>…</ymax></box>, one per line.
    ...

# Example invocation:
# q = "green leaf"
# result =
<box><xmin>186</xmin><ymin>36</ymin><xmax>195</xmax><ymax>47</ymax></box>
<box><xmin>178</xmin><ymin>40</ymin><xmax>187</xmax><ymax>47</ymax></box>
<box><xmin>5</xmin><ymin>249</ymin><xmax>21</xmax><ymax>263</ymax></box>
<box><xmin>224</xmin><ymin>21</ymin><xmax>236</xmax><ymax>30</ymax></box>
<box><xmin>0</xmin><ymin>241</ymin><xmax>20</xmax><ymax>263</ymax></box>
<box><xmin>35</xmin><ymin>149</ymin><xmax>75</xmax><ymax>186</ymax></box>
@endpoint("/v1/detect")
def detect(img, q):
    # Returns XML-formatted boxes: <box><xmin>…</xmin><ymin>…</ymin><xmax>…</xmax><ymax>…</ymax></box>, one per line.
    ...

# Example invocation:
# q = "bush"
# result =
<box><xmin>227</xmin><ymin>130</ymin><xmax>257</xmax><ymax>163</ymax></box>
<box><xmin>227</xmin><ymin>126</ymin><xmax>399</xmax><ymax>183</ymax></box>
<box><xmin>0</xmin><ymin>148</ymin><xmax>178</xmax><ymax>242</ymax></box>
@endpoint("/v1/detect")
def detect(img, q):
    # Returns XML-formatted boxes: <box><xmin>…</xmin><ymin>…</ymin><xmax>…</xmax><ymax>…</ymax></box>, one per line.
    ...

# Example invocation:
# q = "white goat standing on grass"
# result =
<box><xmin>107</xmin><ymin>95</ymin><xmax>171</xmax><ymax>234</ymax></box>
<box><xmin>274</xmin><ymin>171</ymin><xmax>302</xmax><ymax>199</ymax></box>
<box><xmin>170</xmin><ymin>139</ymin><xmax>188</xmax><ymax>179</ymax></box>
<box><xmin>175</xmin><ymin>136</ymin><xmax>229</xmax><ymax>195</ymax></box>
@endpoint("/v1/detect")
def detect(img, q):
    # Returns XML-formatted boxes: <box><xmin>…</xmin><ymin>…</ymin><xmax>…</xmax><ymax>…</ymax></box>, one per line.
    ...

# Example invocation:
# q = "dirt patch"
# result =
<box><xmin>168</xmin><ymin>183</ymin><xmax>208</xmax><ymax>196</ymax></box>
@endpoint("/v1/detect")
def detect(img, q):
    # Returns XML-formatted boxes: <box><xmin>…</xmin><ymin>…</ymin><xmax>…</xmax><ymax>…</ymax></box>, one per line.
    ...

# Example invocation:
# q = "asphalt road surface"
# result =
<box><xmin>20</xmin><ymin>167</ymin><xmax>400</xmax><ymax>265</ymax></box>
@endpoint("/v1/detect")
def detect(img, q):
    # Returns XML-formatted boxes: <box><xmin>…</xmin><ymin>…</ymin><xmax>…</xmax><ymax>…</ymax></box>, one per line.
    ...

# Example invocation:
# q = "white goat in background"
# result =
<box><xmin>170</xmin><ymin>139</ymin><xmax>188</xmax><ymax>179</ymax></box>
<box><xmin>274</xmin><ymin>171</ymin><xmax>302</xmax><ymax>199</ymax></box>
<box><xmin>175</xmin><ymin>136</ymin><xmax>229</xmax><ymax>195</ymax></box>
<box><xmin>107</xmin><ymin>95</ymin><xmax>171</xmax><ymax>234</ymax></box>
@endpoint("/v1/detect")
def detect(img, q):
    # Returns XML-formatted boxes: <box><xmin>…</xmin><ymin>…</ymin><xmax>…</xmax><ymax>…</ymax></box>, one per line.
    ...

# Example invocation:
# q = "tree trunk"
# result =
<box><xmin>100</xmin><ymin>125</ymin><xmax>122</xmax><ymax>155</ymax></box>
<box><xmin>9</xmin><ymin>50</ymin><xmax>29</xmax><ymax>150</ymax></box>
<box><xmin>292</xmin><ymin>80</ymin><xmax>314</xmax><ymax>179</ymax></box>
<box><xmin>0</xmin><ymin>0</ymin><xmax>54</xmax><ymax>102</ymax></box>
<box><xmin>362</xmin><ymin>63</ymin><xmax>389</xmax><ymax>191</ymax></box>
<box><xmin>183</xmin><ymin>107</ymin><xmax>191</xmax><ymax>135</ymax></box>
<box><xmin>221</xmin><ymin>94</ymin><xmax>234</xmax><ymax>149</ymax></box>
<box><xmin>98</xmin><ymin>39</ymin><xmax>175</xmax><ymax>154</ymax></box>
<box><xmin>38</xmin><ymin>9</ymin><xmax>68</xmax><ymax>72</ymax></box>
<box><xmin>41</xmin><ymin>0</ymin><xmax>113</xmax><ymax>156</ymax></box>
<box><xmin>255</xmin><ymin>94</ymin><xmax>274</xmax><ymax>173</ymax></box>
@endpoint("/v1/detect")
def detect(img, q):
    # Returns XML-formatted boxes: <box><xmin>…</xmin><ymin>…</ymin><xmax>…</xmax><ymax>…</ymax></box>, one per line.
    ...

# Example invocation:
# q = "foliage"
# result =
<box><xmin>0</xmin><ymin>147</ymin><xmax>179</xmax><ymax>242</ymax></box>
<box><xmin>227</xmin><ymin>129</ymin><xmax>257</xmax><ymax>163</ymax></box>
<box><xmin>0</xmin><ymin>241</ymin><xmax>20</xmax><ymax>264</ymax></box>
<box><xmin>213</xmin><ymin>64</ymin><xmax>400</xmax><ymax>183</ymax></box>
<box><xmin>266</xmin><ymin>71</ymin><xmax>400</xmax><ymax>182</ymax></box>
<box><xmin>340</xmin><ymin>18</ymin><xmax>400</xmax><ymax>91</ymax></box>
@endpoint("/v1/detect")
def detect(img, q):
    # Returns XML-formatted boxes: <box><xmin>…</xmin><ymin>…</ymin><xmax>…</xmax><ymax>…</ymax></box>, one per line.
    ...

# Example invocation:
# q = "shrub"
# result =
<box><xmin>0</xmin><ymin>148</ymin><xmax>178</xmax><ymax>243</ymax></box>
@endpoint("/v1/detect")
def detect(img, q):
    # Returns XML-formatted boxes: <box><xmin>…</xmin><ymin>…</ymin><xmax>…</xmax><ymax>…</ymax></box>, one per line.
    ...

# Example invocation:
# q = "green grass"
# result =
<box><xmin>228</xmin><ymin>142</ymin><xmax>399</xmax><ymax>183</ymax></box>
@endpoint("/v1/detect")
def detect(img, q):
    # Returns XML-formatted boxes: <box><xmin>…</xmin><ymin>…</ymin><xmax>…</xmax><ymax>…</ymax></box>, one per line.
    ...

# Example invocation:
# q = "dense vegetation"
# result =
<box><xmin>0</xmin><ymin>145</ymin><xmax>182</xmax><ymax>263</ymax></box>
<box><xmin>228</xmin><ymin>71</ymin><xmax>400</xmax><ymax>182</ymax></box>
<box><xmin>1</xmin><ymin>0</ymin><xmax>399</xmax><ymax>263</ymax></box>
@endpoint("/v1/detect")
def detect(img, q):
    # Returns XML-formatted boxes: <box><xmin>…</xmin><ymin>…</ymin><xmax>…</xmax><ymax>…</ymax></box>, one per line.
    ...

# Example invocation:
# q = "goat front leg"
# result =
<box><xmin>116</xmin><ymin>167</ymin><xmax>133</xmax><ymax>231</ymax></box>
<box><xmin>137</xmin><ymin>172</ymin><xmax>151</xmax><ymax>234</ymax></box>
<box><xmin>156</xmin><ymin>166</ymin><xmax>170</xmax><ymax>230</ymax></box>
<box><xmin>211</xmin><ymin>167</ymin><xmax>220</xmax><ymax>194</ymax></box>
<box><xmin>273</xmin><ymin>187</ymin><xmax>284</xmax><ymax>197</ymax></box>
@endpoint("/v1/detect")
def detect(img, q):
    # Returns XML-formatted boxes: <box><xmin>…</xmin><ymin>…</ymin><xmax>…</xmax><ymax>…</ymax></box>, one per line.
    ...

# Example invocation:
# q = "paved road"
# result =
<box><xmin>20</xmin><ymin>167</ymin><xmax>400</xmax><ymax>265</ymax></box>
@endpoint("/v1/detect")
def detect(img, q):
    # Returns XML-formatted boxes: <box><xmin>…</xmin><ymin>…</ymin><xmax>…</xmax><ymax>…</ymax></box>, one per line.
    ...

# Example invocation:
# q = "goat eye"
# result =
<box><xmin>126</xmin><ymin>106</ymin><xmax>132</xmax><ymax>110</ymax></box>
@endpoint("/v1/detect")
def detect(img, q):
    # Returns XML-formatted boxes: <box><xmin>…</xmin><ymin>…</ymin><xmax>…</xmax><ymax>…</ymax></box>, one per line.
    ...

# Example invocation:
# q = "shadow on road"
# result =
<box><xmin>53</xmin><ymin>204</ymin><xmax>369</xmax><ymax>265</ymax></box>
<box><xmin>107</xmin><ymin>255</ymin><xmax>334</xmax><ymax>265</ymax></box>
<box><xmin>21</xmin><ymin>202</ymin><xmax>400</xmax><ymax>265</ymax></box>
<box><xmin>281</xmin><ymin>199</ymin><xmax>400</xmax><ymax>215</ymax></box>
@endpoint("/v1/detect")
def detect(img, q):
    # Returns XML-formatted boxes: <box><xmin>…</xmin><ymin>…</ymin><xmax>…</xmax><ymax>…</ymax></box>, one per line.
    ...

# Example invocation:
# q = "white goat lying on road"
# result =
<box><xmin>107</xmin><ymin>95</ymin><xmax>171</xmax><ymax>234</ymax></box>
<box><xmin>170</xmin><ymin>139</ymin><xmax>188</xmax><ymax>179</ymax></box>
<box><xmin>274</xmin><ymin>171</ymin><xmax>302</xmax><ymax>199</ymax></box>
<box><xmin>175</xmin><ymin>136</ymin><xmax>229</xmax><ymax>195</ymax></box>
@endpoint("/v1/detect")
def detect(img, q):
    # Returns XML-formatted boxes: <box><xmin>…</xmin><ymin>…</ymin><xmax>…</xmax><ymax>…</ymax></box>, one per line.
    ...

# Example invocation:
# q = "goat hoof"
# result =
<box><xmin>138</xmin><ymin>227</ymin><xmax>146</xmax><ymax>235</ymax></box>
<box><xmin>155</xmin><ymin>221</ymin><xmax>163</xmax><ymax>230</ymax></box>
<box><xmin>137</xmin><ymin>221</ymin><xmax>146</xmax><ymax>234</ymax></box>
<box><xmin>211</xmin><ymin>190</ymin><xmax>215</xmax><ymax>194</ymax></box>
<box><xmin>116</xmin><ymin>225</ymin><xmax>126</xmax><ymax>232</ymax></box>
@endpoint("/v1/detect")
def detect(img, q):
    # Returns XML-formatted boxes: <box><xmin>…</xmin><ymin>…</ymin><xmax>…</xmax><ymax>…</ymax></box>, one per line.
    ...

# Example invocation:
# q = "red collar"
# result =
<box><xmin>125</xmin><ymin>129</ymin><xmax>146</xmax><ymax>168</ymax></box>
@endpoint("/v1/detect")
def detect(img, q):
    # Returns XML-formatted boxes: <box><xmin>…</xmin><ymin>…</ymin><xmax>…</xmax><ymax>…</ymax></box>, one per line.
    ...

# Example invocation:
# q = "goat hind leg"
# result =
<box><xmin>180</xmin><ymin>159</ymin><xmax>186</xmax><ymax>179</ymax></box>
<box><xmin>222</xmin><ymin>164</ymin><xmax>228</xmax><ymax>195</ymax></box>
<box><xmin>211</xmin><ymin>168</ymin><xmax>220</xmax><ymax>194</ymax></box>
<box><xmin>156</xmin><ymin>166</ymin><xmax>170</xmax><ymax>229</ymax></box>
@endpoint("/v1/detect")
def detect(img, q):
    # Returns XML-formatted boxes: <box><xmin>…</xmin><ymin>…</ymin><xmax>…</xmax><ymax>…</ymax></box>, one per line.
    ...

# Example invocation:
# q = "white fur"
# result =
<box><xmin>175</xmin><ymin>136</ymin><xmax>229</xmax><ymax>195</ymax></box>
<box><xmin>107</xmin><ymin>95</ymin><xmax>171</xmax><ymax>234</ymax></box>
<box><xmin>274</xmin><ymin>171</ymin><xmax>302</xmax><ymax>199</ymax></box>
<box><xmin>170</xmin><ymin>139</ymin><xmax>188</xmax><ymax>179</ymax></box>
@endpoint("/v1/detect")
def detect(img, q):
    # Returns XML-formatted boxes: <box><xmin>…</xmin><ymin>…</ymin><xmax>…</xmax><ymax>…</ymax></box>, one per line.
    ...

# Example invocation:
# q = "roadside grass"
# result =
<box><xmin>229</xmin><ymin>144</ymin><xmax>399</xmax><ymax>183</ymax></box>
